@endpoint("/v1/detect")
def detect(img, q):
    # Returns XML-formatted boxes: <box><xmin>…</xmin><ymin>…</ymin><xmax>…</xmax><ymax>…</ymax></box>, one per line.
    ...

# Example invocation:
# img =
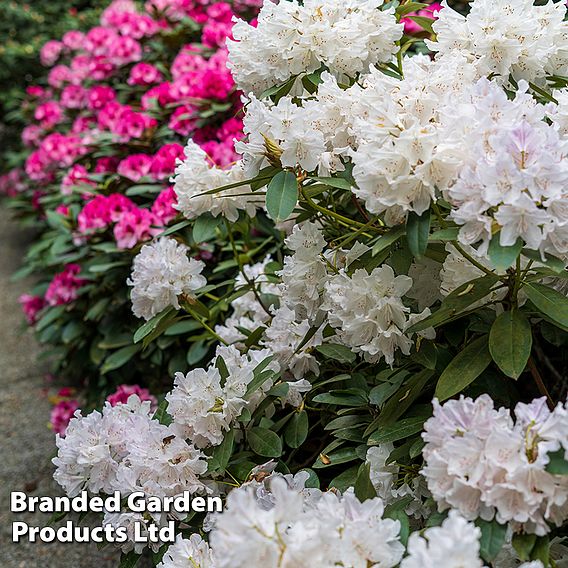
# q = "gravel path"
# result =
<box><xmin>0</xmin><ymin>208</ymin><xmax>120</xmax><ymax>567</ymax></box>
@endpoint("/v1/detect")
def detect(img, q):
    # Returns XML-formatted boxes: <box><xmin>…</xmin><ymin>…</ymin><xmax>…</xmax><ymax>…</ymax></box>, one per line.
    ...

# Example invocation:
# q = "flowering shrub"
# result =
<box><xmin>4</xmin><ymin>0</ymin><xmax>261</xmax><ymax>395</ymax></box>
<box><xmin>4</xmin><ymin>0</ymin><xmax>568</xmax><ymax>567</ymax></box>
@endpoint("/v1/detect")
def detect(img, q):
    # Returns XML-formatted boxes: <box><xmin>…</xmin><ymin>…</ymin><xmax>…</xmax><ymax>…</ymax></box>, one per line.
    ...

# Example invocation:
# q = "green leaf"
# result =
<box><xmin>314</xmin><ymin>447</ymin><xmax>359</xmax><ymax>469</ymax></box>
<box><xmin>530</xmin><ymin>536</ymin><xmax>550</xmax><ymax>565</ymax></box>
<box><xmin>545</xmin><ymin>449</ymin><xmax>568</xmax><ymax>474</ymax></box>
<box><xmin>309</xmin><ymin>176</ymin><xmax>352</xmax><ymax>190</ymax></box>
<box><xmin>133</xmin><ymin>307</ymin><xmax>175</xmax><ymax>344</ymax></box>
<box><xmin>354</xmin><ymin>463</ymin><xmax>377</xmax><ymax>502</ymax></box>
<box><xmin>266</xmin><ymin>171</ymin><xmax>298</xmax><ymax>222</ymax></box>
<box><xmin>193</xmin><ymin>213</ymin><xmax>222</xmax><ymax>242</ymax></box>
<box><xmin>406</xmin><ymin>14</ymin><xmax>435</xmax><ymax>33</ymax></box>
<box><xmin>367</xmin><ymin>416</ymin><xmax>427</xmax><ymax>445</ymax></box>
<box><xmin>476</xmin><ymin>518</ymin><xmax>507</xmax><ymax>562</ymax></box>
<box><xmin>35</xmin><ymin>305</ymin><xmax>65</xmax><ymax>332</ymax></box>
<box><xmin>384</xmin><ymin>509</ymin><xmax>410</xmax><ymax>546</ymax></box>
<box><xmin>153</xmin><ymin>400</ymin><xmax>173</xmax><ymax>426</ymax></box>
<box><xmin>315</xmin><ymin>343</ymin><xmax>356</xmax><ymax>364</ymax></box>
<box><xmin>512</xmin><ymin>534</ymin><xmax>538</xmax><ymax>562</ymax></box>
<box><xmin>284</xmin><ymin>411</ymin><xmax>308</xmax><ymax>448</ymax></box>
<box><xmin>101</xmin><ymin>345</ymin><xmax>142</xmax><ymax>374</ymax></box>
<box><xmin>406</xmin><ymin>209</ymin><xmax>431</xmax><ymax>259</ymax></box>
<box><xmin>488</xmin><ymin>234</ymin><xmax>523</xmax><ymax>272</ymax></box>
<box><xmin>247</xmin><ymin>427</ymin><xmax>283</xmax><ymax>458</ymax></box>
<box><xmin>522</xmin><ymin>249</ymin><xmax>566</xmax><ymax>274</ymax></box>
<box><xmin>489</xmin><ymin>310</ymin><xmax>532</xmax><ymax>379</ymax></box>
<box><xmin>119</xmin><ymin>551</ymin><xmax>141</xmax><ymax>568</ymax></box>
<box><xmin>524</xmin><ymin>282</ymin><xmax>568</xmax><ymax>329</ymax></box>
<box><xmin>208</xmin><ymin>429</ymin><xmax>235</xmax><ymax>473</ymax></box>
<box><xmin>435</xmin><ymin>335</ymin><xmax>492</xmax><ymax>401</ymax></box>
<box><xmin>429</xmin><ymin>227</ymin><xmax>460</xmax><ymax>241</ymax></box>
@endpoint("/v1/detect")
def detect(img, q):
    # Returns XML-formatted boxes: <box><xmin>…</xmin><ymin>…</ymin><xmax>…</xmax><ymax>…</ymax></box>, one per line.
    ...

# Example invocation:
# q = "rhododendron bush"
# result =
<box><xmin>4</xmin><ymin>0</ymin><xmax>568</xmax><ymax>566</ymax></box>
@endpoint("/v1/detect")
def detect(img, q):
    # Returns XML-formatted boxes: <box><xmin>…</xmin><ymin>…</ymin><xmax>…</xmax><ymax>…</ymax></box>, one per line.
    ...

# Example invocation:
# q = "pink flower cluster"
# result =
<box><xmin>19</xmin><ymin>294</ymin><xmax>47</xmax><ymax>325</ymax></box>
<box><xmin>45</xmin><ymin>264</ymin><xmax>87</xmax><ymax>306</ymax></box>
<box><xmin>76</xmin><ymin>188</ymin><xmax>177</xmax><ymax>249</ymax></box>
<box><xmin>117</xmin><ymin>143</ymin><xmax>185</xmax><ymax>181</ymax></box>
<box><xmin>51</xmin><ymin>399</ymin><xmax>80</xmax><ymax>436</ymax></box>
<box><xmin>0</xmin><ymin>169</ymin><xmax>26</xmax><ymax>197</ymax></box>
<box><xmin>106</xmin><ymin>383</ymin><xmax>157</xmax><ymax>407</ymax></box>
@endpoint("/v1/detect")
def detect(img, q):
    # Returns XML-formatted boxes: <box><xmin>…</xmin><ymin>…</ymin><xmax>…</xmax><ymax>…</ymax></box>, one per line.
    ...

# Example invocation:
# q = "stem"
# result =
<box><xmin>527</xmin><ymin>356</ymin><xmax>554</xmax><ymax>410</ymax></box>
<box><xmin>186</xmin><ymin>307</ymin><xmax>229</xmax><ymax>346</ymax></box>
<box><xmin>224</xmin><ymin>220</ymin><xmax>272</xmax><ymax>317</ymax></box>
<box><xmin>452</xmin><ymin>241</ymin><xmax>508</xmax><ymax>284</ymax></box>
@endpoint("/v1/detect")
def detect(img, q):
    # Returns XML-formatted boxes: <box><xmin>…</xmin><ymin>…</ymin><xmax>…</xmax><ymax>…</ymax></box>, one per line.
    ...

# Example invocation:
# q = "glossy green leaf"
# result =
<box><xmin>247</xmin><ymin>427</ymin><xmax>282</xmax><ymax>458</ymax></box>
<box><xmin>435</xmin><ymin>335</ymin><xmax>492</xmax><ymax>401</ymax></box>
<box><xmin>266</xmin><ymin>171</ymin><xmax>298</xmax><ymax>222</ymax></box>
<box><xmin>284</xmin><ymin>410</ymin><xmax>309</xmax><ymax>448</ymax></box>
<box><xmin>315</xmin><ymin>343</ymin><xmax>356</xmax><ymax>364</ymax></box>
<box><xmin>524</xmin><ymin>282</ymin><xmax>568</xmax><ymax>329</ymax></box>
<box><xmin>476</xmin><ymin>519</ymin><xmax>507</xmax><ymax>562</ymax></box>
<box><xmin>488</xmin><ymin>234</ymin><xmax>523</xmax><ymax>272</ymax></box>
<box><xmin>406</xmin><ymin>209</ymin><xmax>431</xmax><ymax>259</ymax></box>
<box><xmin>489</xmin><ymin>310</ymin><xmax>532</xmax><ymax>379</ymax></box>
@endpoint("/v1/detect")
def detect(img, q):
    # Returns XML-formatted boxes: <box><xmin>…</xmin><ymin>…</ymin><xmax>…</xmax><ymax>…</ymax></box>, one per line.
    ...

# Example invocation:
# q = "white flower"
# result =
<box><xmin>158</xmin><ymin>534</ymin><xmax>215</xmax><ymax>568</ymax></box>
<box><xmin>173</xmin><ymin>141</ymin><xmax>261</xmax><ymax>223</ymax></box>
<box><xmin>167</xmin><ymin>346</ymin><xmax>280</xmax><ymax>448</ymax></box>
<box><xmin>323</xmin><ymin>265</ymin><xmax>434</xmax><ymax>365</ymax></box>
<box><xmin>422</xmin><ymin>395</ymin><xmax>568</xmax><ymax>535</ymax></box>
<box><xmin>401</xmin><ymin>510</ymin><xmax>485</xmax><ymax>568</ymax></box>
<box><xmin>210</xmin><ymin>474</ymin><xmax>404</xmax><ymax>568</ymax></box>
<box><xmin>428</xmin><ymin>0</ymin><xmax>568</xmax><ymax>84</ymax></box>
<box><xmin>128</xmin><ymin>237</ymin><xmax>206</xmax><ymax>321</ymax></box>
<box><xmin>227</xmin><ymin>0</ymin><xmax>403</xmax><ymax>95</ymax></box>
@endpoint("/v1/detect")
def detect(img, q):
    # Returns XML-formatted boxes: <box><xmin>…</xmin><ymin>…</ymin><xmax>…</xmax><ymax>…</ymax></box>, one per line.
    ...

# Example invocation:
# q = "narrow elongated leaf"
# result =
<box><xmin>208</xmin><ymin>429</ymin><xmax>235</xmax><ymax>473</ymax></box>
<box><xmin>133</xmin><ymin>307</ymin><xmax>175</xmax><ymax>343</ymax></box>
<box><xmin>488</xmin><ymin>234</ymin><xmax>523</xmax><ymax>272</ymax></box>
<box><xmin>476</xmin><ymin>519</ymin><xmax>507</xmax><ymax>562</ymax></box>
<box><xmin>435</xmin><ymin>335</ymin><xmax>492</xmax><ymax>401</ymax></box>
<box><xmin>406</xmin><ymin>209</ymin><xmax>431</xmax><ymax>259</ymax></box>
<box><xmin>368</xmin><ymin>416</ymin><xmax>427</xmax><ymax>445</ymax></box>
<box><xmin>266</xmin><ymin>171</ymin><xmax>298</xmax><ymax>222</ymax></box>
<box><xmin>315</xmin><ymin>343</ymin><xmax>356</xmax><ymax>364</ymax></box>
<box><xmin>247</xmin><ymin>427</ymin><xmax>282</xmax><ymax>458</ymax></box>
<box><xmin>524</xmin><ymin>282</ymin><xmax>568</xmax><ymax>328</ymax></box>
<box><xmin>354</xmin><ymin>463</ymin><xmax>377</xmax><ymax>502</ymax></box>
<box><xmin>489</xmin><ymin>310</ymin><xmax>532</xmax><ymax>379</ymax></box>
<box><xmin>101</xmin><ymin>344</ymin><xmax>142</xmax><ymax>374</ymax></box>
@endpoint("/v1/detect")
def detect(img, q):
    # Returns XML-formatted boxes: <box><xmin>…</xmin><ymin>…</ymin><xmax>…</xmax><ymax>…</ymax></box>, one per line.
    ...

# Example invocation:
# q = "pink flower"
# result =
<box><xmin>25</xmin><ymin>151</ymin><xmax>49</xmax><ymax>182</ymax></box>
<box><xmin>48</xmin><ymin>65</ymin><xmax>73</xmax><ymax>88</ymax></box>
<box><xmin>202</xmin><ymin>19</ymin><xmax>234</xmax><ymax>47</ymax></box>
<box><xmin>19</xmin><ymin>294</ymin><xmax>46</xmax><ymax>325</ymax></box>
<box><xmin>22</xmin><ymin>125</ymin><xmax>43</xmax><ymax>148</ymax></box>
<box><xmin>128</xmin><ymin>62</ymin><xmax>163</xmax><ymax>86</ymax></box>
<box><xmin>150</xmin><ymin>143</ymin><xmax>184</xmax><ymax>179</ymax></box>
<box><xmin>60</xmin><ymin>85</ymin><xmax>88</xmax><ymax>110</ymax></box>
<box><xmin>70</xmin><ymin>55</ymin><xmax>95</xmax><ymax>83</ymax></box>
<box><xmin>200</xmin><ymin>139</ymin><xmax>238</xmax><ymax>167</ymax></box>
<box><xmin>71</xmin><ymin>115</ymin><xmax>96</xmax><ymax>134</ymax></box>
<box><xmin>50</xmin><ymin>400</ymin><xmax>80</xmax><ymax>436</ymax></box>
<box><xmin>151</xmin><ymin>186</ymin><xmax>178</xmax><ymax>225</ymax></box>
<box><xmin>117</xmin><ymin>154</ymin><xmax>154</xmax><ymax>181</ymax></box>
<box><xmin>55</xmin><ymin>204</ymin><xmax>70</xmax><ymax>216</ymax></box>
<box><xmin>108</xmin><ymin>36</ymin><xmax>143</xmax><ymax>66</ymax></box>
<box><xmin>87</xmin><ymin>85</ymin><xmax>117</xmax><ymax>110</ymax></box>
<box><xmin>77</xmin><ymin>194</ymin><xmax>135</xmax><ymax>234</ymax></box>
<box><xmin>84</xmin><ymin>26</ymin><xmax>120</xmax><ymax>56</ymax></box>
<box><xmin>401</xmin><ymin>2</ymin><xmax>443</xmax><ymax>34</ymax></box>
<box><xmin>106</xmin><ymin>384</ymin><xmax>157</xmax><ymax>407</ymax></box>
<box><xmin>171</xmin><ymin>48</ymin><xmax>207</xmax><ymax>81</ymax></box>
<box><xmin>87</xmin><ymin>55</ymin><xmax>115</xmax><ymax>81</ymax></box>
<box><xmin>26</xmin><ymin>86</ymin><xmax>46</xmax><ymax>98</ymax></box>
<box><xmin>95</xmin><ymin>156</ymin><xmax>120</xmax><ymax>173</ymax></box>
<box><xmin>113</xmin><ymin>207</ymin><xmax>157</xmax><ymax>249</ymax></box>
<box><xmin>40</xmin><ymin>40</ymin><xmax>63</xmax><ymax>67</ymax></box>
<box><xmin>62</xmin><ymin>30</ymin><xmax>86</xmax><ymax>50</ymax></box>
<box><xmin>45</xmin><ymin>264</ymin><xmax>86</xmax><ymax>306</ymax></box>
<box><xmin>141</xmin><ymin>82</ymin><xmax>174</xmax><ymax>110</ymax></box>
<box><xmin>168</xmin><ymin>104</ymin><xmax>197</xmax><ymax>136</ymax></box>
<box><xmin>0</xmin><ymin>169</ymin><xmax>26</xmax><ymax>196</ymax></box>
<box><xmin>34</xmin><ymin>101</ymin><xmax>63</xmax><ymax>129</ymax></box>
<box><xmin>61</xmin><ymin>165</ymin><xmax>95</xmax><ymax>196</ymax></box>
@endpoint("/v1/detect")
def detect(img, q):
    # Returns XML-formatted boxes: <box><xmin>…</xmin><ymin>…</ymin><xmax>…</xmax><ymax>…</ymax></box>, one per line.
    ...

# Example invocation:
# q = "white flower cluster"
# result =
<box><xmin>422</xmin><ymin>395</ymin><xmax>568</xmax><ymax>535</ymax></box>
<box><xmin>215</xmin><ymin>256</ymin><xmax>279</xmax><ymax>345</ymax></box>
<box><xmin>324</xmin><ymin>265</ymin><xmax>434</xmax><ymax>366</ymax></box>
<box><xmin>429</xmin><ymin>0</ymin><xmax>568</xmax><ymax>84</ymax></box>
<box><xmin>128</xmin><ymin>237</ymin><xmax>206</xmax><ymax>321</ymax></box>
<box><xmin>53</xmin><ymin>395</ymin><xmax>207</xmax><ymax>499</ymax></box>
<box><xmin>445</xmin><ymin>79</ymin><xmax>568</xmax><ymax>259</ymax></box>
<box><xmin>236</xmin><ymin>73</ymin><xmax>357</xmax><ymax>177</ymax></box>
<box><xmin>158</xmin><ymin>533</ymin><xmax>215</xmax><ymax>568</ymax></box>
<box><xmin>172</xmin><ymin>141</ymin><xmax>261</xmax><ymax>223</ymax></box>
<box><xmin>227</xmin><ymin>0</ymin><xmax>403</xmax><ymax>94</ymax></box>
<box><xmin>350</xmin><ymin>54</ymin><xmax>475</xmax><ymax>219</ymax></box>
<box><xmin>211</xmin><ymin>474</ymin><xmax>404</xmax><ymax>567</ymax></box>
<box><xmin>401</xmin><ymin>510</ymin><xmax>485</xmax><ymax>568</ymax></box>
<box><xmin>166</xmin><ymin>345</ymin><xmax>280</xmax><ymax>448</ymax></box>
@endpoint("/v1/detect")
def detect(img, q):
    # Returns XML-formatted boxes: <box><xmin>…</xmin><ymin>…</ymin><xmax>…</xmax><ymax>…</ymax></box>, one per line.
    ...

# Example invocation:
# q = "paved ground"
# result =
<box><xmin>0</xmin><ymin>208</ymin><xmax>120</xmax><ymax>567</ymax></box>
